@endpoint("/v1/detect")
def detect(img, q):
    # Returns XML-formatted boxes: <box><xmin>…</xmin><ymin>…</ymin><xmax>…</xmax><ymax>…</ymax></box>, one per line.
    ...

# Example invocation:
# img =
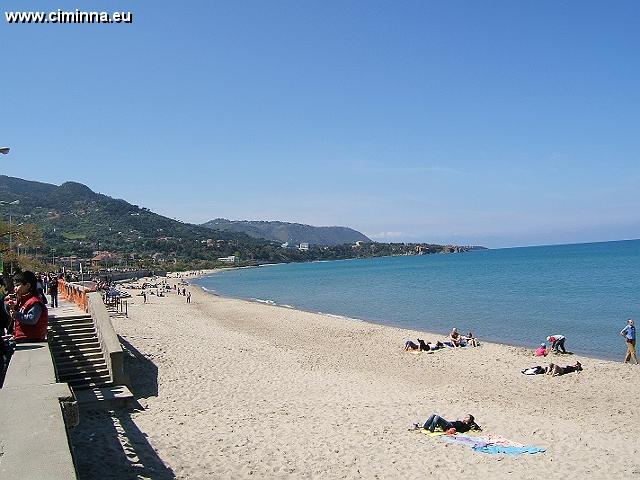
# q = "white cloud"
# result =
<box><xmin>368</xmin><ymin>231</ymin><xmax>405</xmax><ymax>239</ymax></box>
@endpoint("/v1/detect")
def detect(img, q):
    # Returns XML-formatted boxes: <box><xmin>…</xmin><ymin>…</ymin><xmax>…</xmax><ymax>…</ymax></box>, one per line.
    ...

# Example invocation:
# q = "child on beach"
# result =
<box><xmin>535</xmin><ymin>343</ymin><xmax>548</xmax><ymax>356</ymax></box>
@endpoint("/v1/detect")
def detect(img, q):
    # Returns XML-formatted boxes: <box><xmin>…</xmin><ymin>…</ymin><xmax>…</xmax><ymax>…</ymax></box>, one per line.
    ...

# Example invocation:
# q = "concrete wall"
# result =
<box><xmin>86</xmin><ymin>292</ymin><xmax>129</xmax><ymax>387</ymax></box>
<box><xmin>0</xmin><ymin>343</ymin><xmax>78</xmax><ymax>479</ymax></box>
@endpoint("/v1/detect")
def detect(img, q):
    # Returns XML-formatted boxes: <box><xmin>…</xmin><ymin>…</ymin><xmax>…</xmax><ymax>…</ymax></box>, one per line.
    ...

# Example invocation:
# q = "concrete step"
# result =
<box><xmin>49</xmin><ymin>319</ymin><xmax>94</xmax><ymax>327</ymax></box>
<box><xmin>67</xmin><ymin>376</ymin><xmax>113</xmax><ymax>388</ymax></box>
<box><xmin>55</xmin><ymin>355</ymin><xmax>106</xmax><ymax>368</ymax></box>
<box><xmin>59</xmin><ymin>367</ymin><xmax>109</xmax><ymax>379</ymax></box>
<box><xmin>49</xmin><ymin>324</ymin><xmax>96</xmax><ymax>337</ymax></box>
<box><xmin>50</xmin><ymin>345</ymin><xmax>103</xmax><ymax>356</ymax></box>
<box><xmin>62</xmin><ymin>373</ymin><xmax>112</xmax><ymax>386</ymax></box>
<box><xmin>73</xmin><ymin>385</ymin><xmax>134</xmax><ymax>409</ymax></box>
<box><xmin>48</xmin><ymin>331</ymin><xmax>97</xmax><ymax>340</ymax></box>
<box><xmin>70</xmin><ymin>379</ymin><xmax>114</xmax><ymax>390</ymax></box>
<box><xmin>56</xmin><ymin>357</ymin><xmax>107</xmax><ymax>369</ymax></box>
<box><xmin>57</xmin><ymin>364</ymin><xmax>108</xmax><ymax>377</ymax></box>
<box><xmin>49</xmin><ymin>315</ymin><xmax>93</xmax><ymax>322</ymax></box>
<box><xmin>50</xmin><ymin>339</ymin><xmax>101</xmax><ymax>349</ymax></box>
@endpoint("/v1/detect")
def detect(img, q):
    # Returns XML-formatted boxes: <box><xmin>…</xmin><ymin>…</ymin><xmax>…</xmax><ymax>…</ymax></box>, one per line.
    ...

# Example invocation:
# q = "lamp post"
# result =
<box><xmin>0</xmin><ymin>199</ymin><xmax>20</xmax><ymax>274</ymax></box>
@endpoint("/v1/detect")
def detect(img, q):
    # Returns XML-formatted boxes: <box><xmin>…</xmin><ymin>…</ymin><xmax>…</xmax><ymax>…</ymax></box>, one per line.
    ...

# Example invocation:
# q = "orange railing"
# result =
<box><xmin>58</xmin><ymin>279</ymin><xmax>94</xmax><ymax>312</ymax></box>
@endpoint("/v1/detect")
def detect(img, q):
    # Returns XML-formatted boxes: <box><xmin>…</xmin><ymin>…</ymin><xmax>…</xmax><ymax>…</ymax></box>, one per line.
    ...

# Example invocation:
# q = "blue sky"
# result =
<box><xmin>1</xmin><ymin>1</ymin><xmax>639</xmax><ymax>248</ymax></box>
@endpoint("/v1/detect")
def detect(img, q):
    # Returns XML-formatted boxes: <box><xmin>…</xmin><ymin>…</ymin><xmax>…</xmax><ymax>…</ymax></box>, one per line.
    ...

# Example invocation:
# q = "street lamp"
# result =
<box><xmin>0</xmin><ymin>147</ymin><xmax>9</xmax><ymax>155</ymax></box>
<box><xmin>0</xmin><ymin>199</ymin><xmax>20</xmax><ymax>274</ymax></box>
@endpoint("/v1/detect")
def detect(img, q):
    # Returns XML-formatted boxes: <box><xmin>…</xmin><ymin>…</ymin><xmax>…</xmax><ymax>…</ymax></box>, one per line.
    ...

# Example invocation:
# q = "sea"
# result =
<box><xmin>194</xmin><ymin>239</ymin><xmax>640</xmax><ymax>361</ymax></box>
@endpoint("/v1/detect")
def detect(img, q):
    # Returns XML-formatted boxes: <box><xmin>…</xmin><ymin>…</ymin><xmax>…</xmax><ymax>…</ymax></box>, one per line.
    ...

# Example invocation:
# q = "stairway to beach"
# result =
<box><xmin>48</xmin><ymin>301</ymin><xmax>133</xmax><ymax>409</ymax></box>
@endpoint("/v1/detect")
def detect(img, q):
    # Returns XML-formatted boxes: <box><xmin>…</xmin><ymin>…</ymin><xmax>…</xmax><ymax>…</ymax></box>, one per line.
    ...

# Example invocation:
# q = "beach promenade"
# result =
<box><xmin>70</xmin><ymin>275</ymin><xmax>640</xmax><ymax>479</ymax></box>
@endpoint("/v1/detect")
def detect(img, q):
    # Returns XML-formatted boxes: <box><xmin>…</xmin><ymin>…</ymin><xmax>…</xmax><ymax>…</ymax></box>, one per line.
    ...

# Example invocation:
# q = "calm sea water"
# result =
<box><xmin>195</xmin><ymin>240</ymin><xmax>640</xmax><ymax>360</ymax></box>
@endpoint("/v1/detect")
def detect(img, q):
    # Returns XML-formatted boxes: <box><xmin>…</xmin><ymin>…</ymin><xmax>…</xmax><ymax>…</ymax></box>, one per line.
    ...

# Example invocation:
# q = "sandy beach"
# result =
<box><xmin>69</xmin><ymin>274</ymin><xmax>640</xmax><ymax>479</ymax></box>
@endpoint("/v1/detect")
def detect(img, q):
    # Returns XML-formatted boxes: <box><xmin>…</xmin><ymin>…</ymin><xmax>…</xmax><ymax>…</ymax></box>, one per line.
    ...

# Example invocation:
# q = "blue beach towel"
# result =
<box><xmin>428</xmin><ymin>431</ymin><xmax>545</xmax><ymax>456</ymax></box>
<box><xmin>472</xmin><ymin>445</ymin><xmax>546</xmax><ymax>455</ymax></box>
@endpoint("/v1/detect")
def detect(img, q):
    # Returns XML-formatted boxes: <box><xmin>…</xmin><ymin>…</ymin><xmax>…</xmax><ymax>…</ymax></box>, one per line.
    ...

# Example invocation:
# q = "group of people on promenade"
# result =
<box><xmin>1</xmin><ymin>270</ymin><xmax>50</xmax><ymax>387</ymax></box>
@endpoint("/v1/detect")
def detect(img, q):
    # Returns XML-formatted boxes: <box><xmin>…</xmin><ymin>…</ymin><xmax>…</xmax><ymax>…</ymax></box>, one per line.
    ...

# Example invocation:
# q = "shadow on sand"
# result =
<box><xmin>119</xmin><ymin>335</ymin><xmax>159</xmax><ymax>399</ymax></box>
<box><xmin>69</xmin><ymin>336</ymin><xmax>173</xmax><ymax>479</ymax></box>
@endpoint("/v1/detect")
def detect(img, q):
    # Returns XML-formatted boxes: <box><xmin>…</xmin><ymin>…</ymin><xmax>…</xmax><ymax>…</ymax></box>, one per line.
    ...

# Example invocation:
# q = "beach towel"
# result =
<box><xmin>420</xmin><ymin>429</ymin><xmax>545</xmax><ymax>455</ymax></box>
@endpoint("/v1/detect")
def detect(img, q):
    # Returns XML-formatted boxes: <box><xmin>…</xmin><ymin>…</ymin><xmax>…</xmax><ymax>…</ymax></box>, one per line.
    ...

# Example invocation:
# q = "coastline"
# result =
<box><xmin>191</xmin><ymin>275</ymin><xmax>623</xmax><ymax>363</ymax></box>
<box><xmin>67</xmin><ymin>272</ymin><xmax>640</xmax><ymax>479</ymax></box>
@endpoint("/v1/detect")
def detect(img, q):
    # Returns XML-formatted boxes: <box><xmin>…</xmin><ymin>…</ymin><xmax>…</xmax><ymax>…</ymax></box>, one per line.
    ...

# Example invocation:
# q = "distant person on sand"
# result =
<box><xmin>404</xmin><ymin>339</ymin><xmax>429</xmax><ymax>351</ymax></box>
<box><xmin>143</xmin><ymin>291</ymin><xmax>147</xmax><ymax>303</ymax></box>
<box><xmin>450</xmin><ymin>328</ymin><xmax>463</xmax><ymax>347</ymax></box>
<box><xmin>535</xmin><ymin>343</ymin><xmax>548</xmax><ymax>357</ymax></box>
<box><xmin>420</xmin><ymin>413</ymin><xmax>481</xmax><ymax>433</ymax></box>
<box><xmin>620</xmin><ymin>319</ymin><xmax>638</xmax><ymax>364</ymax></box>
<box><xmin>463</xmin><ymin>332</ymin><xmax>478</xmax><ymax>347</ymax></box>
<box><xmin>546</xmin><ymin>361</ymin><xmax>582</xmax><ymax>376</ymax></box>
<box><xmin>186</xmin><ymin>291</ymin><xmax>191</xmax><ymax>304</ymax></box>
<box><xmin>546</xmin><ymin>334</ymin><xmax>567</xmax><ymax>354</ymax></box>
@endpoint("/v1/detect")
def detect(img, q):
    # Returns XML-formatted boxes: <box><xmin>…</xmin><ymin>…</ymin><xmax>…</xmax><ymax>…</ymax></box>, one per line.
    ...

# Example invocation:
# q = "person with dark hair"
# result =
<box><xmin>4</xmin><ymin>271</ymin><xmax>49</xmax><ymax>343</ymax></box>
<box><xmin>420</xmin><ymin>413</ymin><xmax>481</xmax><ymax>433</ymax></box>
<box><xmin>48</xmin><ymin>274</ymin><xmax>59</xmax><ymax>308</ymax></box>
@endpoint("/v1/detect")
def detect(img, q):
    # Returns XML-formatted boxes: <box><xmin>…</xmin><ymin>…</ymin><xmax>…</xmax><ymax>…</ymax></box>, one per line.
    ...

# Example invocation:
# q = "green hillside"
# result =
<box><xmin>201</xmin><ymin>219</ymin><xmax>371</xmax><ymax>246</ymax></box>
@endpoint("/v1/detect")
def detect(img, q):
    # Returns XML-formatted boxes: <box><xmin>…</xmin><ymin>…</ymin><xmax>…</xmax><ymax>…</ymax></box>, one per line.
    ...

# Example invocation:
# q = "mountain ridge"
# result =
<box><xmin>201</xmin><ymin>218</ymin><xmax>371</xmax><ymax>246</ymax></box>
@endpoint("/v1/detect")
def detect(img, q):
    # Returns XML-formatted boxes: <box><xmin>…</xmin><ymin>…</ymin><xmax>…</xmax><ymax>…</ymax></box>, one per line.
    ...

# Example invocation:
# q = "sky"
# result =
<box><xmin>1</xmin><ymin>1</ymin><xmax>639</xmax><ymax>248</ymax></box>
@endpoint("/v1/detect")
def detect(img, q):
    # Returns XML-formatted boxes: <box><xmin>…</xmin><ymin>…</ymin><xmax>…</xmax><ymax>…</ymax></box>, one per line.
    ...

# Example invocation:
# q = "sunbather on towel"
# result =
<box><xmin>404</xmin><ymin>340</ymin><xmax>419</xmax><ymax>351</ymax></box>
<box><xmin>405</xmin><ymin>339</ymin><xmax>431</xmax><ymax>351</ymax></box>
<box><xmin>521</xmin><ymin>365</ymin><xmax>548</xmax><ymax>375</ymax></box>
<box><xmin>422</xmin><ymin>413</ymin><xmax>482</xmax><ymax>433</ymax></box>
<box><xmin>546</xmin><ymin>361</ymin><xmax>582</xmax><ymax>376</ymax></box>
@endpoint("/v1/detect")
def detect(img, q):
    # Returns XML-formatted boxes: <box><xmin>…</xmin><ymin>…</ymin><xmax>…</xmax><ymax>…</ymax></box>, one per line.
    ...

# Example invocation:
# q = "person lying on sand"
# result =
<box><xmin>405</xmin><ymin>339</ymin><xmax>440</xmax><ymax>351</ymax></box>
<box><xmin>546</xmin><ymin>361</ymin><xmax>582</xmax><ymax>376</ymax></box>
<box><xmin>521</xmin><ymin>365</ymin><xmax>548</xmax><ymax>375</ymax></box>
<box><xmin>419</xmin><ymin>413</ymin><xmax>482</xmax><ymax>433</ymax></box>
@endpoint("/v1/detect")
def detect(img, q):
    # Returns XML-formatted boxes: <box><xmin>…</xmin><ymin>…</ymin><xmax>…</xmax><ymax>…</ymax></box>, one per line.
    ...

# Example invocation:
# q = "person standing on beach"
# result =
<box><xmin>620</xmin><ymin>319</ymin><xmax>638</xmax><ymax>364</ymax></box>
<box><xmin>186</xmin><ymin>291</ymin><xmax>191</xmax><ymax>304</ymax></box>
<box><xmin>546</xmin><ymin>334</ymin><xmax>567</xmax><ymax>354</ymax></box>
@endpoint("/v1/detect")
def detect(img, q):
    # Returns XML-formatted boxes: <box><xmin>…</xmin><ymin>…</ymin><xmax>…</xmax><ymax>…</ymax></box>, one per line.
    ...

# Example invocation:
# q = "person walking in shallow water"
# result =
<box><xmin>620</xmin><ymin>319</ymin><xmax>638</xmax><ymax>364</ymax></box>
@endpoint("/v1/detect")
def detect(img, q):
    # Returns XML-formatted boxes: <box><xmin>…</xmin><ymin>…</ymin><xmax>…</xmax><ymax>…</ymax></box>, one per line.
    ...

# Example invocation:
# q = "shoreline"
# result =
<box><xmin>191</xmin><ymin>276</ymin><xmax>624</xmax><ymax>363</ymax></box>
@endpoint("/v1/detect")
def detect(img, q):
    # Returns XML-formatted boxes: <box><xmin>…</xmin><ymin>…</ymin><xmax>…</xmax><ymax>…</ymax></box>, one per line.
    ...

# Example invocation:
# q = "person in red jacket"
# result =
<box><xmin>4</xmin><ymin>271</ymin><xmax>48</xmax><ymax>343</ymax></box>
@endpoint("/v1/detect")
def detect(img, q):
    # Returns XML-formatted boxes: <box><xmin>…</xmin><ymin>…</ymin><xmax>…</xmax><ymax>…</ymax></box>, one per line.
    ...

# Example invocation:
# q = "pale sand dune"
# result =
<box><xmin>70</xmin><ymin>276</ymin><xmax>640</xmax><ymax>479</ymax></box>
